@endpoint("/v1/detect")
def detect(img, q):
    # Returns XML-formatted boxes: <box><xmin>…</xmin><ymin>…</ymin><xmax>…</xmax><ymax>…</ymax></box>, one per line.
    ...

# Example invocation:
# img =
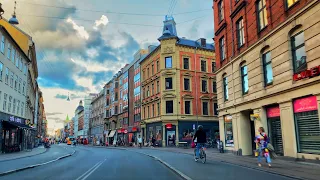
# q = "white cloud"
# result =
<box><xmin>86</xmin><ymin>48</ymin><xmax>99</xmax><ymax>58</ymax></box>
<box><xmin>66</xmin><ymin>18</ymin><xmax>89</xmax><ymax>40</ymax></box>
<box><xmin>94</xmin><ymin>15</ymin><xmax>109</xmax><ymax>30</ymax></box>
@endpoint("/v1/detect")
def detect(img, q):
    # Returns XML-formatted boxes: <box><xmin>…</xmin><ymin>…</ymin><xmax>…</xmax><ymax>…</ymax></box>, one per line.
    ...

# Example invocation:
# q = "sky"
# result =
<box><xmin>2</xmin><ymin>0</ymin><xmax>214</xmax><ymax>130</ymax></box>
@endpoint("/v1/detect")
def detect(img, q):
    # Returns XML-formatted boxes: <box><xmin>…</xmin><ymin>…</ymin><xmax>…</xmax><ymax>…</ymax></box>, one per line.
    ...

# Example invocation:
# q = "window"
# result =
<box><xmin>152</xmin><ymin>104</ymin><xmax>155</xmax><ymax>117</ymax></box>
<box><xmin>14</xmin><ymin>75</ymin><xmax>18</xmax><ymax>90</ymax></box>
<box><xmin>147</xmin><ymin>68</ymin><xmax>149</xmax><ymax>78</ymax></box>
<box><xmin>147</xmin><ymin>86</ymin><xmax>150</xmax><ymax>97</ymax></box>
<box><xmin>8</xmin><ymin>96</ymin><xmax>12</xmax><ymax>113</ymax></box>
<box><xmin>1</xmin><ymin>36</ymin><xmax>5</xmax><ymax>53</ymax></box>
<box><xmin>220</xmin><ymin>37</ymin><xmax>225</xmax><ymax>61</ymax></box>
<box><xmin>262</xmin><ymin>52</ymin><xmax>273</xmax><ymax>86</ymax></box>
<box><xmin>202</xmin><ymin>102</ymin><xmax>208</xmax><ymax>115</ymax></box>
<box><xmin>241</xmin><ymin>65</ymin><xmax>249</xmax><ymax>94</ymax></box>
<box><xmin>257</xmin><ymin>0</ymin><xmax>268</xmax><ymax>31</ymax></box>
<box><xmin>19</xmin><ymin>59</ymin><xmax>23</xmax><ymax>71</ymax></box>
<box><xmin>157</xmin><ymin>102</ymin><xmax>160</xmax><ymax>116</ymax></box>
<box><xmin>0</xmin><ymin>62</ymin><xmax>3</xmax><ymax>81</ymax></box>
<box><xmin>147</xmin><ymin>106</ymin><xmax>150</xmax><ymax>118</ymax></box>
<box><xmin>156</xmin><ymin>60</ymin><xmax>159</xmax><ymax>72</ymax></box>
<box><xmin>212</xmin><ymin>81</ymin><xmax>217</xmax><ymax>93</ymax></box>
<box><xmin>21</xmin><ymin>102</ymin><xmax>24</xmax><ymax>117</ymax></box>
<box><xmin>165</xmin><ymin>78</ymin><xmax>172</xmax><ymax>89</ymax></box>
<box><xmin>202</xmin><ymin>80</ymin><xmax>207</xmax><ymax>92</ymax></box>
<box><xmin>143</xmin><ymin>107</ymin><xmax>146</xmax><ymax>119</ymax></box>
<box><xmin>13</xmin><ymin>99</ymin><xmax>16</xmax><ymax>114</ymax></box>
<box><xmin>184</xmin><ymin>78</ymin><xmax>190</xmax><ymax>91</ymax></box>
<box><xmin>152</xmin><ymin>64</ymin><xmax>154</xmax><ymax>75</ymax></box>
<box><xmin>212</xmin><ymin>62</ymin><xmax>216</xmax><ymax>72</ymax></box>
<box><xmin>185</xmin><ymin>101</ymin><xmax>191</xmax><ymax>114</ymax></box>
<box><xmin>165</xmin><ymin>56</ymin><xmax>172</xmax><ymax>68</ymax></box>
<box><xmin>224</xmin><ymin>115</ymin><xmax>234</xmax><ymax>147</ymax></box>
<box><xmin>152</xmin><ymin>83</ymin><xmax>154</xmax><ymax>95</ymax></box>
<box><xmin>5</xmin><ymin>68</ymin><xmax>8</xmax><ymax>84</ymax></box>
<box><xmin>183</xmin><ymin>58</ymin><xmax>189</xmax><ymax>69</ymax></box>
<box><xmin>23</xmin><ymin>63</ymin><xmax>27</xmax><ymax>75</ymax></box>
<box><xmin>223</xmin><ymin>76</ymin><xmax>229</xmax><ymax>101</ymax></box>
<box><xmin>291</xmin><ymin>31</ymin><xmax>306</xmax><ymax>73</ymax></box>
<box><xmin>10</xmin><ymin>71</ymin><xmax>14</xmax><ymax>88</ymax></box>
<box><xmin>17</xmin><ymin>100</ymin><xmax>20</xmax><ymax>115</ymax></box>
<box><xmin>201</xmin><ymin>60</ymin><xmax>206</xmax><ymax>72</ymax></box>
<box><xmin>286</xmin><ymin>0</ymin><xmax>298</xmax><ymax>8</ymax></box>
<box><xmin>157</xmin><ymin>81</ymin><xmax>160</xmax><ymax>93</ymax></box>
<box><xmin>11</xmin><ymin>48</ymin><xmax>16</xmax><ymax>63</ymax></box>
<box><xmin>166</xmin><ymin>100</ymin><xmax>173</xmax><ymax>114</ymax></box>
<box><xmin>236</xmin><ymin>18</ymin><xmax>245</xmax><ymax>48</ymax></box>
<box><xmin>15</xmin><ymin>53</ymin><xmax>19</xmax><ymax>67</ymax></box>
<box><xmin>23</xmin><ymin>81</ymin><xmax>26</xmax><ymax>95</ymax></box>
<box><xmin>3</xmin><ymin>93</ymin><xmax>7</xmax><ymax>111</ymax></box>
<box><xmin>7</xmin><ymin>43</ymin><xmax>11</xmax><ymax>59</ymax></box>
<box><xmin>218</xmin><ymin>0</ymin><xmax>224</xmax><ymax>22</ymax></box>
<box><xmin>214</xmin><ymin>103</ymin><xmax>218</xmax><ymax>116</ymax></box>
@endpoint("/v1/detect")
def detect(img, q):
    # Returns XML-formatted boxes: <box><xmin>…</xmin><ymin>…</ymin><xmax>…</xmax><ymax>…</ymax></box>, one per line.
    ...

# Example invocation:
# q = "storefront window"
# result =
<box><xmin>224</xmin><ymin>115</ymin><xmax>234</xmax><ymax>147</ymax></box>
<box><xmin>156</xmin><ymin>126</ymin><xmax>162</xmax><ymax>142</ymax></box>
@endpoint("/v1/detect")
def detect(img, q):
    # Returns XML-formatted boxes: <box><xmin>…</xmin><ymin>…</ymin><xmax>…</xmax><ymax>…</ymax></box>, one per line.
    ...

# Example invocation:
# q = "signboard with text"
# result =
<box><xmin>9</xmin><ymin>116</ymin><xmax>23</xmax><ymax>124</ymax></box>
<box><xmin>293</xmin><ymin>65</ymin><xmax>320</xmax><ymax>81</ymax></box>
<box><xmin>267</xmin><ymin>106</ymin><xmax>280</xmax><ymax>118</ymax></box>
<box><xmin>293</xmin><ymin>96</ymin><xmax>318</xmax><ymax>113</ymax></box>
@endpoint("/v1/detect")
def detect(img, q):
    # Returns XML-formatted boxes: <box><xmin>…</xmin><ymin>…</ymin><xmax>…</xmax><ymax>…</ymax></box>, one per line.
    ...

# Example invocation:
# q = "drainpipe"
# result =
<box><xmin>194</xmin><ymin>46</ymin><xmax>199</xmax><ymax>126</ymax></box>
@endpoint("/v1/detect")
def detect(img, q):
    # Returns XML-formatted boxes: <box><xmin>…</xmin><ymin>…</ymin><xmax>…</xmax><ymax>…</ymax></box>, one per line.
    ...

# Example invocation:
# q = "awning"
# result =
<box><xmin>2</xmin><ymin>120</ymin><xmax>34</xmax><ymax>129</ymax></box>
<box><xmin>108</xmin><ymin>130</ymin><xmax>116</xmax><ymax>137</ymax></box>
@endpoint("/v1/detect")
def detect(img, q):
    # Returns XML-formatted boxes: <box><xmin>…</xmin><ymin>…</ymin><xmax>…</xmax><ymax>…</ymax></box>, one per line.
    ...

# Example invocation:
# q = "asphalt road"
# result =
<box><xmin>0</xmin><ymin>145</ymin><xmax>293</xmax><ymax>180</ymax></box>
<box><xmin>0</xmin><ymin>145</ymin><xmax>182</xmax><ymax>180</ymax></box>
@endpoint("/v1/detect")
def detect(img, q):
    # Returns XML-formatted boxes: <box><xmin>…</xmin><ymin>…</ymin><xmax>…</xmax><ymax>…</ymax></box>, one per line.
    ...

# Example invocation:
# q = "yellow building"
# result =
<box><xmin>140</xmin><ymin>16</ymin><xmax>218</xmax><ymax>147</ymax></box>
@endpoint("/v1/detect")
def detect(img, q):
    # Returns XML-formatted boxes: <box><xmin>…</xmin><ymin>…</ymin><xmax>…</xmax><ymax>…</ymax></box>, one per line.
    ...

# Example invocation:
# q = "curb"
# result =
<box><xmin>0</xmin><ymin>148</ymin><xmax>76</xmax><ymax>177</ymax></box>
<box><xmin>127</xmin><ymin>150</ymin><xmax>192</xmax><ymax>180</ymax></box>
<box><xmin>0</xmin><ymin>148</ymin><xmax>48</xmax><ymax>162</ymax></box>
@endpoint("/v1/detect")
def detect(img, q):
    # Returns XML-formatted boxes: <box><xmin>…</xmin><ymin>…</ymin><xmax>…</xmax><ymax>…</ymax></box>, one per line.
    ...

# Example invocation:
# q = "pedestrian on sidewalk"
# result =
<box><xmin>255</xmin><ymin>127</ymin><xmax>271</xmax><ymax>168</ymax></box>
<box><xmin>137</xmin><ymin>135</ymin><xmax>142</xmax><ymax>148</ymax></box>
<box><xmin>151</xmin><ymin>136</ymin><xmax>156</xmax><ymax>148</ymax></box>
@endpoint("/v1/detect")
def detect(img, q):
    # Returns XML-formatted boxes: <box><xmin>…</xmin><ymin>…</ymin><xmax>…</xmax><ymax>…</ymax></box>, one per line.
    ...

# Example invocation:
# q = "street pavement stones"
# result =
<box><xmin>0</xmin><ymin>146</ymin><xmax>47</xmax><ymax>162</ymax></box>
<box><xmin>0</xmin><ymin>144</ymin><xmax>75</xmax><ymax>176</ymax></box>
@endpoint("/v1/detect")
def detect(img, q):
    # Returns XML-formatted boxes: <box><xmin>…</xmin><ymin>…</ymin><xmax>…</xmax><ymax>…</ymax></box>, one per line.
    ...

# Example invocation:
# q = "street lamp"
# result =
<box><xmin>9</xmin><ymin>1</ymin><xmax>19</xmax><ymax>25</ymax></box>
<box><xmin>0</xmin><ymin>4</ymin><xmax>4</xmax><ymax>19</ymax></box>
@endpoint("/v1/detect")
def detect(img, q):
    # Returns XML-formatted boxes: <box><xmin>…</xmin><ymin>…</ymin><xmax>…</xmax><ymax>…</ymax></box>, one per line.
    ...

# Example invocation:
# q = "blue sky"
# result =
<box><xmin>2</xmin><ymin>0</ymin><xmax>214</xmax><ymax>131</ymax></box>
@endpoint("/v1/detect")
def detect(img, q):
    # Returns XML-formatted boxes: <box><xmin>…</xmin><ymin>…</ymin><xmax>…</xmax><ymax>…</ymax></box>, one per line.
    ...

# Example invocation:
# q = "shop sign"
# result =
<box><xmin>132</xmin><ymin>127</ymin><xmax>137</xmax><ymax>132</ymax></box>
<box><xmin>293</xmin><ymin>65</ymin><xmax>320</xmax><ymax>81</ymax></box>
<box><xmin>267</xmin><ymin>106</ymin><xmax>280</xmax><ymax>118</ymax></box>
<box><xmin>293</xmin><ymin>96</ymin><xmax>318</xmax><ymax>113</ymax></box>
<box><xmin>166</xmin><ymin>124</ymin><xmax>173</xmax><ymax>129</ymax></box>
<box><xmin>124</xmin><ymin>130</ymin><xmax>128</xmax><ymax>134</ymax></box>
<box><xmin>9</xmin><ymin>116</ymin><xmax>22</xmax><ymax>123</ymax></box>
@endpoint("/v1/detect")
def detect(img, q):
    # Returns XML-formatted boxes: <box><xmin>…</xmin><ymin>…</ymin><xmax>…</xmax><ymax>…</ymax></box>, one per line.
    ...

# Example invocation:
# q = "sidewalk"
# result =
<box><xmin>0</xmin><ymin>147</ymin><xmax>47</xmax><ymax>162</ymax></box>
<box><xmin>142</xmin><ymin>147</ymin><xmax>320</xmax><ymax>180</ymax></box>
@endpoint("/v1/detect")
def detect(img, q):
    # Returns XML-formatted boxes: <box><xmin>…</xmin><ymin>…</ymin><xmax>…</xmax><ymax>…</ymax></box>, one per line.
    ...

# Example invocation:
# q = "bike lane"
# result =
<box><xmin>129</xmin><ymin>149</ymin><xmax>292</xmax><ymax>180</ymax></box>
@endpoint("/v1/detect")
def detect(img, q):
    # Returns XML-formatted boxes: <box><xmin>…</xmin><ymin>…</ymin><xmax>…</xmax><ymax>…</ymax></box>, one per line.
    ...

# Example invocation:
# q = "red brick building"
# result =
<box><xmin>213</xmin><ymin>0</ymin><xmax>320</xmax><ymax>159</ymax></box>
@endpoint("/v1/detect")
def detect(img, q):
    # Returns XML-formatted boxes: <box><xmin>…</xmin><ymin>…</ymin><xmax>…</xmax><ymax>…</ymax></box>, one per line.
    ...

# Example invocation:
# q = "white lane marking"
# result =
<box><xmin>75</xmin><ymin>158</ymin><xmax>107</xmax><ymax>180</ymax></box>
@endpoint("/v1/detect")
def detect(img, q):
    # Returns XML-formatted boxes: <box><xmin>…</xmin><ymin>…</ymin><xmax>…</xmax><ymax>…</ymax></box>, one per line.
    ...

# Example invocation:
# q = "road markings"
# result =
<box><xmin>75</xmin><ymin>158</ymin><xmax>107</xmax><ymax>180</ymax></box>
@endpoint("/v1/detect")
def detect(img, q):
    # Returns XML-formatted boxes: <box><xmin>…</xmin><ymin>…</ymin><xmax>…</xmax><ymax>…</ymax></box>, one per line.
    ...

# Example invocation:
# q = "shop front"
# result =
<box><xmin>146</xmin><ymin>122</ymin><xmax>162</xmax><ymax>147</ymax></box>
<box><xmin>293</xmin><ymin>96</ymin><xmax>320</xmax><ymax>155</ymax></box>
<box><xmin>164</xmin><ymin>123</ymin><xmax>176</xmax><ymax>147</ymax></box>
<box><xmin>0</xmin><ymin>113</ymin><xmax>34</xmax><ymax>153</ymax></box>
<box><xmin>178</xmin><ymin>121</ymin><xmax>219</xmax><ymax>146</ymax></box>
<box><xmin>266</xmin><ymin>105</ymin><xmax>283</xmax><ymax>156</ymax></box>
<box><xmin>224</xmin><ymin>115</ymin><xmax>234</xmax><ymax>148</ymax></box>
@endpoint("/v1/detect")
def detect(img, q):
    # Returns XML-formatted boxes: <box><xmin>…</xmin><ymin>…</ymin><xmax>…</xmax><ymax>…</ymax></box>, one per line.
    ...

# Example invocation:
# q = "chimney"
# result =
<box><xmin>197</xmin><ymin>38</ymin><xmax>206</xmax><ymax>47</ymax></box>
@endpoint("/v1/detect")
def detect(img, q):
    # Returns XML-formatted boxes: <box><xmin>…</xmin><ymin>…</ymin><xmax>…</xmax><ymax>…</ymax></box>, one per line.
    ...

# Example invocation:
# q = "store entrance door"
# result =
<box><xmin>268</xmin><ymin>117</ymin><xmax>283</xmax><ymax>155</ymax></box>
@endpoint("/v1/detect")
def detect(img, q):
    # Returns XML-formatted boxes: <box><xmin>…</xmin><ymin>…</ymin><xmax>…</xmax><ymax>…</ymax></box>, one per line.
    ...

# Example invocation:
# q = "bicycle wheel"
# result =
<box><xmin>200</xmin><ymin>149</ymin><xmax>206</xmax><ymax>164</ymax></box>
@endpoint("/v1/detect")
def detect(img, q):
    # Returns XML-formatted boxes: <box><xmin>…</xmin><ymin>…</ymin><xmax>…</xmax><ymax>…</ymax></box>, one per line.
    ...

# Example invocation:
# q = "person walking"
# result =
<box><xmin>151</xmin><ymin>136</ymin><xmax>156</xmax><ymax>148</ymax></box>
<box><xmin>137</xmin><ymin>135</ymin><xmax>143</xmax><ymax>148</ymax></box>
<box><xmin>255</xmin><ymin>127</ymin><xmax>271</xmax><ymax>167</ymax></box>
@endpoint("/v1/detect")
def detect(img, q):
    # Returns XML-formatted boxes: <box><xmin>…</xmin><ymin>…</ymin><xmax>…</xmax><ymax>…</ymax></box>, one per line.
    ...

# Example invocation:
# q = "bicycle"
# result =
<box><xmin>194</xmin><ymin>144</ymin><xmax>206</xmax><ymax>164</ymax></box>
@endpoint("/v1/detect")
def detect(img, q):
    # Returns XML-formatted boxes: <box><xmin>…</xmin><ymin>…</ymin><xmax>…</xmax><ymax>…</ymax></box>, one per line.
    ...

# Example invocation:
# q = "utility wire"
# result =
<box><xmin>170</xmin><ymin>0</ymin><xmax>178</xmax><ymax>16</ymax></box>
<box><xmin>17</xmin><ymin>0</ymin><xmax>210</xmax><ymax>17</ymax></box>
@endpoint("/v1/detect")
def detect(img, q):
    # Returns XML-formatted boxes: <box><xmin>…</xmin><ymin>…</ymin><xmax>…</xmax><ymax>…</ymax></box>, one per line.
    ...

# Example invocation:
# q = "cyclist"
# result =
<box><xmin>193</xmin><ymin>125</ymin><xmax>206</xmax><ymax>161</ymax></box>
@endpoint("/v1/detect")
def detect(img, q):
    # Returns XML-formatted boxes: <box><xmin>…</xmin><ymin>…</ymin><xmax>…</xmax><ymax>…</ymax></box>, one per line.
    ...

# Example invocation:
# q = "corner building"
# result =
<box><xmin>140</xmin><ymin>16</ymin><xmax>218</xmax><ymax>147</ymax></box>
<box><xmin>213</xmin><ymin>0</ymin><xmax>320</xmax><ymax>159</ymax></box>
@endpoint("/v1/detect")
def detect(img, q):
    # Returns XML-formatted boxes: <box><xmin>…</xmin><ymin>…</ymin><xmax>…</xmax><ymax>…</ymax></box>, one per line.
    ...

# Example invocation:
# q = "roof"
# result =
<box><xmin>76</xmin><ymin>105</ymin><xmax>84</xmax><ymax>112</ymax></box>
<box><xmin>177</xmin><ymin>38</ymin><xmax>215</xmax><ymax>51</ymax></box>
<box><xmin>139</xmin><ymin>45</ymin><xmax>160</xmax><ymax>65</ymax></box>
<box><xmin>0</xmin><ymin>26</ymin><xmax>31</xmax><ymax>63</ymax></box>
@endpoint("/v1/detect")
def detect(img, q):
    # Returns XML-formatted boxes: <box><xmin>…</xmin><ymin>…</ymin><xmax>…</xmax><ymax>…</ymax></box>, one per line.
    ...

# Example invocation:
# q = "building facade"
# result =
<box><xmin>90</xmin><ymin>90</ymin><xmax>105</xmax><ymax>145</ymax></box>
<box><xmin>213</xmin><ymin>0</ymin><xmax>320</xmax><ymax>159</ymax></box>
<box><xmin>84</xmin><ymin>94</ymin><xmax>96</xmax><ymax>138</ymax></box>
<box><xmin>0</xmin><ymin>26</ymin><xmax>34</xmax><ymax>153</ymax></box>
<box><xmin>140</xmin><ymin>16</ymin><xmax>218</xmax><ymax>147</ymax></box>
<box><xmin>74</xmin><ymin>100</ymin><xmax>84</xmax><ymax>138</ymax></box>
